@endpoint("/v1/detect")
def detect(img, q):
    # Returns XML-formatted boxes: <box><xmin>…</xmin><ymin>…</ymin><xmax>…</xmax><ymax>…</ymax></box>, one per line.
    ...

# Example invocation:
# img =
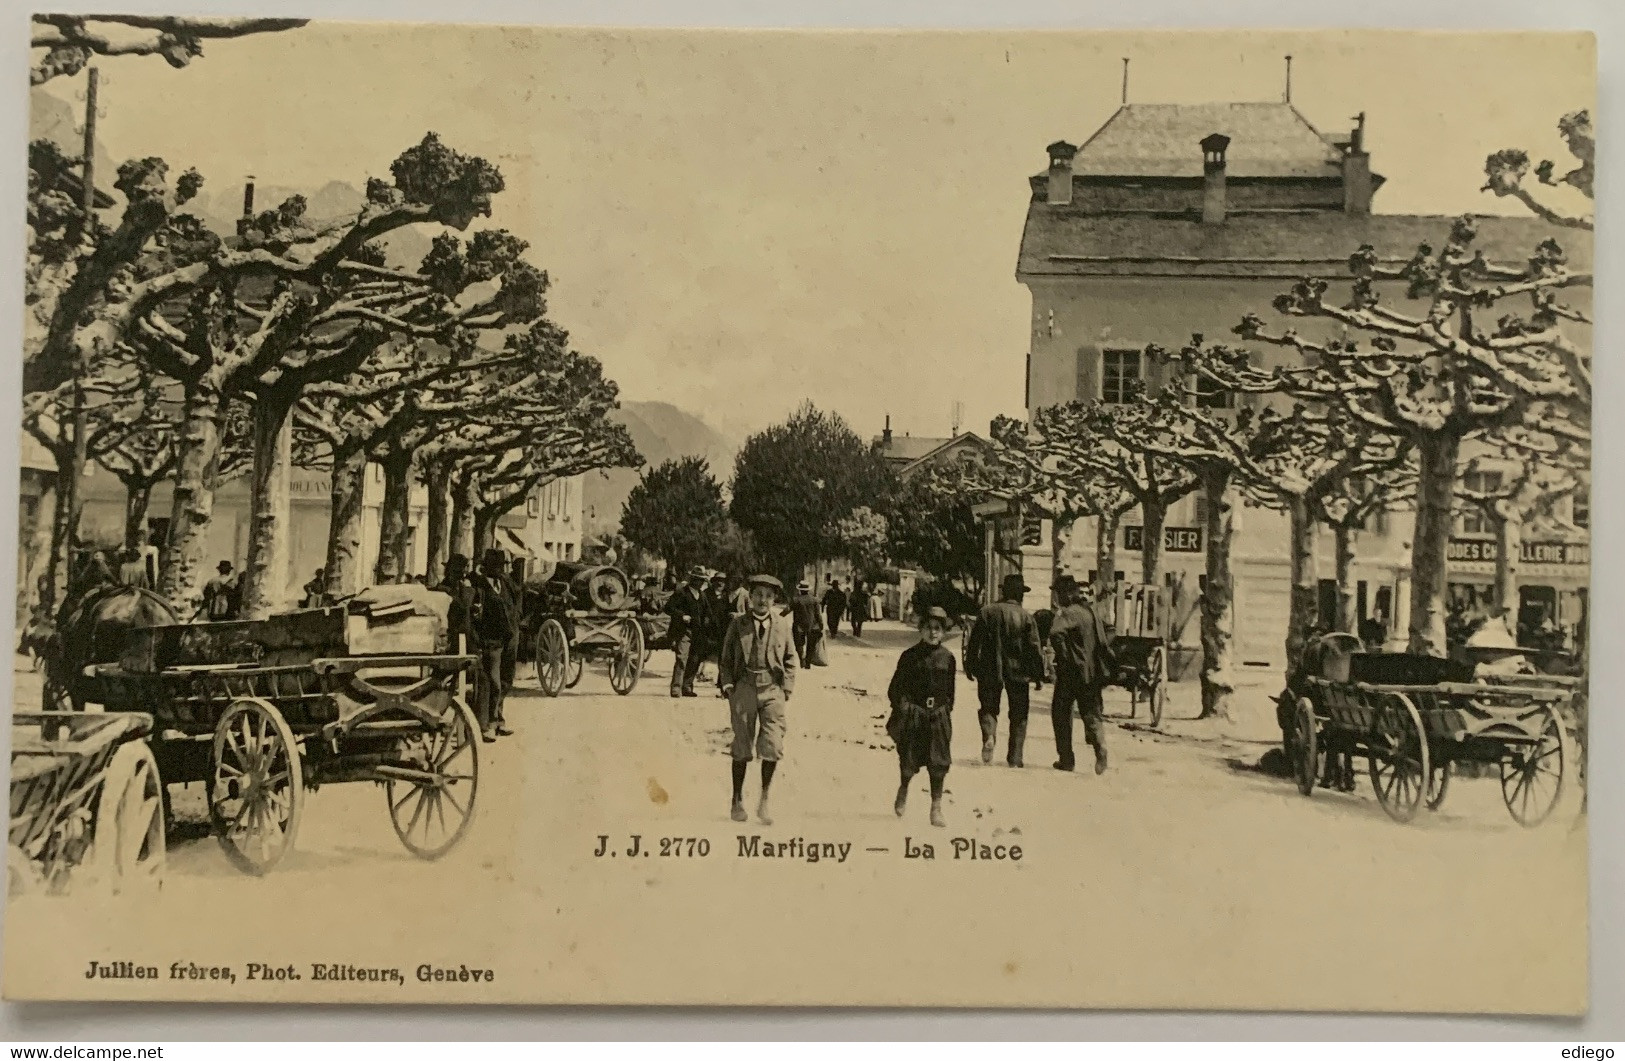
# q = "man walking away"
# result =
<box><xmin>965</xmin><ymin>573</ymin><xmax>1045</xmax><ymax>767</ymax></box>
<box><xmin>849</xmin><ymin>579</ymin><xmax>871</xmax><ymax>638</ymax></box>
<box><xmin>473</xmin><ymin>549</ymin><xmax>518</xmax><ymax>740</ymax></box>
<box><xmin>729</xmin><ymin>577</ymin><xmax>750</xmax><ymax>618</ymax></box>
<box><xmin>822</xmin><ymin>576</ymin><xmax>847</xmax><ymax>638</ymax></box>
<box><xmin>1048</xmin><ymin>575</ymin><xmax>1117</xmax><ymax>775</ymax></box>
<box><xmin>202</xmin><ymin>561</ymin><xmax>240</xmax><ymax>622</ymax></box>
<box><xmin>789</xmin><ymin>580</ymin><xmax>824</xmax><ymax>669</ymax></box>
<box><xmin>664</xmin><ymin>566</ymin><xmax>710</xmax><ymax>697</ymax></box>
<box><xmin>718</xmin><ymin>574</ymin><xmax>798</xmax><ymax>825</ymax></box>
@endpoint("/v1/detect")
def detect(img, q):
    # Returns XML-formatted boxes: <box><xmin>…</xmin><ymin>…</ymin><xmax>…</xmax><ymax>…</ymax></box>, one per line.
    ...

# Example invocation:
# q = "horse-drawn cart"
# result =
<box><xmin>526</xmin><ymin>563</ymin><xmax>646</xmax><ymax>697</ymax></box>
<box><xmin>9</xmin><ymin>711</ymin><xmax>164</xmax><ymax>895</ymax></box>
<box><xmin>1107</xmin><ymin>582</ymin><xmax>1169</xmax><ymax>727</ymax></box>
<box><xmin>85</xmin><ymin>596</ymin><xmax>480</xmax><ymax>875</ymax></box>
<box><xmin>1290</xmin><ymin>649</ymin><xmax>1576</xmax><ymax>826</ymax></box>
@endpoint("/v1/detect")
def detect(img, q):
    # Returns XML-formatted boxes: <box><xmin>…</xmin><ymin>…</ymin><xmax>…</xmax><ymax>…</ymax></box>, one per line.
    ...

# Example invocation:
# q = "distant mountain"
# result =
<box><xmin>31</xmin><ymin>90</ymin><xmax>115</xmax><ymax>192</ymax></box>
<box><xmin>185</xmin><ymin>180</ymin><xmax>434</xmax><ymax>269</ymax></box>
<box><xmin>581</xmin><ymin>401</ymin><xmax>741</xmax><ymax>540</ymax></box>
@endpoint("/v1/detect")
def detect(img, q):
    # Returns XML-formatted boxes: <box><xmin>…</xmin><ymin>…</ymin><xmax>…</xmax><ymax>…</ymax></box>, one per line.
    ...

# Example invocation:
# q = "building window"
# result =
<box><xmin>1459</xmin><ymin>471</ymin><xmax>1503</xmax><ymax>535</ymax></box>
<box><xmin>1573</xmin><ymin>491</ymin><xmax>1590</xmax><ymax>529</ymax></box>
<box><xmin>1193</xmin><ymin>496</ymin><xmax>1208</xmax><ymax>526</ymax></box>
<box><xmin>1101</xmin><ymin>348</ymin><xmax>1143</xmax><ymax>405</ymax></box>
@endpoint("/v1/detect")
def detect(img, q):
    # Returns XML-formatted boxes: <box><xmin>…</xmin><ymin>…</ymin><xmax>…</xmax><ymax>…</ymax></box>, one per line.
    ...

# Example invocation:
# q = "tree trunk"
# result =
<box><xmin>1140</xmin><ymin>497</ymin><xmax>1166</xmax><ymax>585</ymax></box>
<box><xmin>424</xmin><ymin>459</ymin><xmax>451</xmax><ymax>586</ymax></box>
<box><xmin>1406</xmin><ymin>431</ymin><xmax>1461</xmax><ymax>657</ymax></box>
<box><xmin>1197</xmin><ymin>466</ymin><xmax>1236</xmax><ymax>721</ymax></box>
<box><xmin>239</xmin><ymin>390</ymin><xmax>296</xmax><ymax>619</ymax></box>
<box><xmin>472</xmin><ymin>508</ymin><xmax>498</xmax><ymax>558</ymax></box>
<box><xmin>323</xmin><ymin>445</ymin><xmax>367</xmax><ymax>598</ymax></box>
<box><xmin>372</xmin><ymin>452</ymin><xmax>413</xmax><ymax>585</ymax></box>
<box><xmin>159</xmin><ymin>383</ymin><xmax>224</xmax><ymax>613</ymax></box>
<box><xmin>450</xmin><ymin>472</ymin><xmax>476</xmax><ymax>559</ymax></box>
<box><xmin>122</xmin><ymin>479</ymin><xmax>153</xmax><ymax>553</ymax></box>
<box><xmin>22</xmin><ymin>479</ymin><xmax>58</xmax><ymax>619</ymax></box>
<box><xmin>44</xmin><ymin>464</ymin><xmax>76</xmax><ymax>616</ymax></box>
<box><xmin>1333</xmin><ymin>522</ymin><xmax>1356</xmax><ymax>634</ymax></box>
<box><xmin>1095</xmin><ymin>510</ymin><xmax>1119</xmax><ymax>625</ymax></box>
<box><xmin>1493</xmin><ymin>509</ymin><xmax>1521</xmax><ymax>613</ymax></box>
<box><xmin>1285</xmin><ymin>494</ymin><xmax>1319</xmax><ymax>673</ymax></box>
<box><xmin>1050</xmin><ymin>515</ymin><xmax>1073</xmax><ymax>603</ymax></box>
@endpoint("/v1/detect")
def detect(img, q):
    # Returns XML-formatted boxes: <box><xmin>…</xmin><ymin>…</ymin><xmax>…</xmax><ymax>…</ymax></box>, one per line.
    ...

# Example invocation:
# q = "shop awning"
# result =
<box><xmin>497</xmin><ymin>528</ymin><xmax>535</xmax><ymax>560</ymax></box>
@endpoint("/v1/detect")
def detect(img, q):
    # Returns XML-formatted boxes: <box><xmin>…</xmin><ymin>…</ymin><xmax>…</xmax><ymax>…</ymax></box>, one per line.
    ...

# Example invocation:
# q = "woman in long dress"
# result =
<box><xmin>885</xmin><ymin>606</ymin><xmax>957</xmax><ymax>827</ymax></box>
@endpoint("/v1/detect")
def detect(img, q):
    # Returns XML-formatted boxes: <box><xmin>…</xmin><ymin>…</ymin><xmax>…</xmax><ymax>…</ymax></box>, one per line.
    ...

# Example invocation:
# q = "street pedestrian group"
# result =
<box><xmin>671</xmin><ymin>567</ymin><xmax>1121</xmax><ymax>829</ymax></box>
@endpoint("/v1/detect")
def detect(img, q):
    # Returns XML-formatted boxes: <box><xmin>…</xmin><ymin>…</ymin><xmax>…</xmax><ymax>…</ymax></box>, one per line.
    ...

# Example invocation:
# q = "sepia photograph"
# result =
<box><xmin>5</xmin><ymin>16</ymin><xmax>1595</xmax><ymax>1013</ymax></box>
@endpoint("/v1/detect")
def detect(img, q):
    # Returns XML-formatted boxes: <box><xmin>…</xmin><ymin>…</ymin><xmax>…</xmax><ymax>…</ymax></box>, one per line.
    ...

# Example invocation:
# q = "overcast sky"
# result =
<box><xmin>37</xmin><ymin>26</ymin><xmax>1593</xmax><ymax>444</ymax></box>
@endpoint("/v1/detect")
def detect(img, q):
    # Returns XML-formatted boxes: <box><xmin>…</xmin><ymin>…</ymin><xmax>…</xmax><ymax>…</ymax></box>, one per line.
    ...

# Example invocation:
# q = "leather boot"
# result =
<box><xmin>1007</xmin><ymin>718</ymin><xmax>1027</xmax><ymax>768</ymax></box>
<box><xmin>979</xmin><ymin>714</ymin><xmax>996</xmax><ymax>764</ymax></box>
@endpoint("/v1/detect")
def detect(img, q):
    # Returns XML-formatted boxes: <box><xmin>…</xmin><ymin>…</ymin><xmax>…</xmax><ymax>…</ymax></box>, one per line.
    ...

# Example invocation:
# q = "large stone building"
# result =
<box><xmin>1009</xmin><ymin>97</ymin><xmax>1591</xmax><ymax>670</ymax></box>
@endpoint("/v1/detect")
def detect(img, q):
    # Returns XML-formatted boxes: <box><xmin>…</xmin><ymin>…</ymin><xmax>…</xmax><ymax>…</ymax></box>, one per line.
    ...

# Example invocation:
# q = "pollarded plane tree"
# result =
<box><xmin>1311</xmin><ymin>458</ymin><xmax>1417</xmax><ymax>638</ymax></box>
<box><xmin>1483</xmin><ymin>110</ymin><xmax>1594</xmax><ymax>232</ymax></box>
<box><xmin>977</xmin><ymin>415</ymin><xmax>1139</xmax><ymax>596</ymax></box>
<box><xmin>1167</xmin><ymin>216</ymin><xmax>1589</xmax><ymax>657</ymax></box>
<box><xmin>1453</xmin><ymin>423</ymin><xmax>1587</xmax><ymax>613</ymax></box>
<box><xmin>122</xmin><ymin>134</ymin><xmax>534</xmax><ymax>615</ymax></box>
<box><xmin>31</xmin><ymin>14</ymin><xmax>308</xmax><ymax>85</ymax></box>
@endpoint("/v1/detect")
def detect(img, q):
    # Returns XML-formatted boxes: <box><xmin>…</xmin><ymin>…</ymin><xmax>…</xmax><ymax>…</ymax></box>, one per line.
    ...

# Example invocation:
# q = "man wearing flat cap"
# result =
<box><xmin>664</xmin><ymin>565</ymin><xmax>711</xmax><ymax>697</ymax></box>
<box><xmin>1048</xmin><ymin>574</ymin><xmax>1117</xmax><ymax>774</ymax></box>
<box><xmin>718</xmin><ymin>574</ymin><xmax>799</xmax><ymax>824</ymax></box>
<box><xmin>965</xmin><ymin>572</ymin><xmax>1046</xmax><ymax>767</ymax></box>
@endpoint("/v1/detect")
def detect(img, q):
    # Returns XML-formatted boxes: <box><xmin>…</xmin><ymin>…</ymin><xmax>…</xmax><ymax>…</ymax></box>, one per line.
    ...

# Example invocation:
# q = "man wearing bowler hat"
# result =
<box><xmin>718</xmin><ymin>574</ymin><xmax>798</xmax><ymax>824</ymax></box>
<box><xmin>965</xmin><ymin>572</ymin><xmax>1046</xmax><ymax>767</ymax></box>
<box><xmin>1048</xmin><ymin>574</ymin><xmax>1117</xmax><ymax>774</ymax></box>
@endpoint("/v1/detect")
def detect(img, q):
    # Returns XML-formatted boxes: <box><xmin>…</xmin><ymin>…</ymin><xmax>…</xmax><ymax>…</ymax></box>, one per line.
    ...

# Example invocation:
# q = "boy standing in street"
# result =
<box><xmin>718</xmin><ymin>574</ymin><xmax>798</xmax><ymax>825</ymax></box>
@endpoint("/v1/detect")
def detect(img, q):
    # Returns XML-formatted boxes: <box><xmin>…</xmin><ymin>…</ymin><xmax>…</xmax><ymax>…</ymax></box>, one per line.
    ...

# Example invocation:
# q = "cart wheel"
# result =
<box><xmin>208</xmin><ymin>697</ymin><xmax>303</xmax><ymax>876</ymax></box>
<box><xmin>1425</xmin><ymin>760</ymin><xmax>1452</xmax><ymax>812</ymax></box>
<box><xmin>1147</xmin><ymin>646</ymin><xmax>1167</xmax><ymax>727</ymax></box>
<box><xmin>1501</xmin><ymin>708</ymin><xmax>1569</xmax><ymax>828</ymax></box>
<box><xmin>1292</xmin><ymin>696</ymin><xmax>1321</xmax><ymax>797</ymax></box>
<box><xmin>536</xmin><ymin>619</ymin><xmax>569</xmax><ymax>697</ymax></box>
<box><xmin>387</xmin><ymin>696</ymin><xmax>480</xmax><ymax>860</ymax></box>
<box><xmin>564</xmin><ymin>657</ymin><xmax>584</xmax><ymax>689</ymax></box>
<box><xmin>1368</xmin><ymin>692</ymin><xmax>1430</xmax><ymax>824</ymax></box>
<box><xmin>90</xmin><ymin>742</ymin><xmax>166</xmax><ymax>892</ymax></box>
<box><xmin>609</xmin><ymin>617</ymin><xmax>645</xmax><ymax>696</ymax></box>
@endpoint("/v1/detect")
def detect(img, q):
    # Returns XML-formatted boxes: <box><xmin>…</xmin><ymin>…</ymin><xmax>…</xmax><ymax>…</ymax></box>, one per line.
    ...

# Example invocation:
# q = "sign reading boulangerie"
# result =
<box><xmin>8</xmin><ymin>19</ymin><xmax>1593</xmax><ymax>1015</ymax></box>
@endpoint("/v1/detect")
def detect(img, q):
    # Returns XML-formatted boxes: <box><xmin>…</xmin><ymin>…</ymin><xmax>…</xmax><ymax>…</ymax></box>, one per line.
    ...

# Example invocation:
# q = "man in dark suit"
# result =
<box><xmin>664</xmin><ymin>566</ymin><xmax>710</xmax><ymax>697</ymax></box>
<box><xmin>789</xmin><ymin>579</ymin><xmax>824</xmax><ymax>668</ymax></box>
<box><xmin>965</xmin><ymin>573</ymin><xmax>1045</xmax><ymax>767</ymax></box>
<box><xmin>1047</xmin><ymin>575</ymin><xmax>1118</xmax><ymax>774</ymax></box>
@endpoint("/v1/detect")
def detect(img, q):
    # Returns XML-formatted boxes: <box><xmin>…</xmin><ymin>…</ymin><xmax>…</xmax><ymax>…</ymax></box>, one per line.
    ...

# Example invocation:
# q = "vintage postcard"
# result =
<box><xmin>7</xmin><ymin>20</ymin><xmax>1593</xmax><ymax>1012</ymax></box>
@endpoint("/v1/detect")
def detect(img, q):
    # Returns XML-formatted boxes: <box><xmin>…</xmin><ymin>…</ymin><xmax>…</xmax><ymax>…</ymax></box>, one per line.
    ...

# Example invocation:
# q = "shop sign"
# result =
<box><xmin>1124</xmin><ymin>526</ymin><xmax>1203</xmax><ymax>553</ymax></box>
<box><xmin>1447</xmin><ymin>538</ymin><xmax>1589</xmax><ymax>565</ymax></box>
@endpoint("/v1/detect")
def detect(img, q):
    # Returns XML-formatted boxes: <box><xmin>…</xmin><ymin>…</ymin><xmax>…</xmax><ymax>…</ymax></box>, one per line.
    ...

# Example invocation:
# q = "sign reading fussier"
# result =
<box><xmin>1447</xmin><ymin>538</ymin><xmax>1590</xmax><ymax>565</ymax></box>
<box><xmin>1124</xmin><ymin>526</ymin><xmax>1203</xmax><ymax>553</ymax></box>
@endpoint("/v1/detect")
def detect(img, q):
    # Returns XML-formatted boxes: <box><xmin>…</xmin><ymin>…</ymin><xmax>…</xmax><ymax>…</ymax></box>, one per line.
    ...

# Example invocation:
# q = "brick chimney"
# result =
<box><xmin>236</xmin><ymin>176</ymin><xmax>256</xmax><ymax>238</ymax></box>
<box><xmin>882</xmin><ymin>415</ymin><xmax>893</xmax><ymax>447</ymax></box>
<box><xmin>1045</xmin><ymin>141</ymin><xmax>1077</xmax><ymax>205</ymax></box>
<box><xmin>1342</xmin><ymin>112</ymin><xmax>1372</xmax><ymax>216</ymax></box>
<box><xmin>1200</xmin><ymin>133</ymin><xmax>1230</xmax><ymax>224</ymax></box>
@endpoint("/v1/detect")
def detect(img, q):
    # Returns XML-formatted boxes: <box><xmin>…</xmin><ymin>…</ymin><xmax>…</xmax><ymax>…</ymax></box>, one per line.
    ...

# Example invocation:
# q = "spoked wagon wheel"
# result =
<box><xmin>1292</xmin><ymin>697</ymin><xmax>1321</xmax><ymax>797</ymax></box>
<box><xmin>1501</xmin><ymin>708</ymin><xmax>1569</xmax><ymax>828</ymax></box>
<box><xmin>535</xmin><ymin>619</ymin><xmax>570</xmax><ymax>698</ymax></box>
<box><xmin>564</xmin><ymin>657</ymin><xmax>584</xmax><ymax>689</ymax></box>
<box><xmin>1146</xmin><ymin>645</ymin><xmax>1167</xmax><ymax>727</ymax></box>
<box><xmin>387</xmin><ymin>697</ymin><xmax>481</xmax><ymax>860</ymax></box>
<box><xmin>90</xmin><ymin>742</ymin><xmax>166</xmax><ymax>892</ymax></box>
<box><xmin>208</xmin><ymin>697</ymin><xmax>304</xmax><ymax>876</ymax></box>
<box><xmin>1425</xmin><ymin>760</ymin><xmax>1453</xmax><ymax>812</ymax></box>
<box><xmin>1368</xmin><ymin>692</ymin><xmax>1430</xmax><ymax>824</ymax></box>
<box><xmin>609</xmin><ymin>617</ymin><xmax>645</xmax><ymax>696</ymax></box>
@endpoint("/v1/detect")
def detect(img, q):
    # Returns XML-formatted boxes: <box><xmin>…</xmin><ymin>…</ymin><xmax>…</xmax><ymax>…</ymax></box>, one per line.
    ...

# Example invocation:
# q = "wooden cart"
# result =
<box><xmin>9</xmin><ymin>711</ymin><xmax>164</xmax><ymax>895</ymax></box>
<box><xmin>1291</xmin><ymin>652</ymin><xmax>1575</xmax><ymax>825</ymax></box>
<box><xmin>1107</xmin><ymin>582</ymin><xmax>1169</xmax><ymax>727</ymax></box>
<box><xmin>87</xmin><ymin>605</ymin><xmax>480</xmax><ymax>875</ymax></box>
<box><xmin>526</xmin><ymin>564</ymin><xmax>646</xmax><ymax>697</ymax></box>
